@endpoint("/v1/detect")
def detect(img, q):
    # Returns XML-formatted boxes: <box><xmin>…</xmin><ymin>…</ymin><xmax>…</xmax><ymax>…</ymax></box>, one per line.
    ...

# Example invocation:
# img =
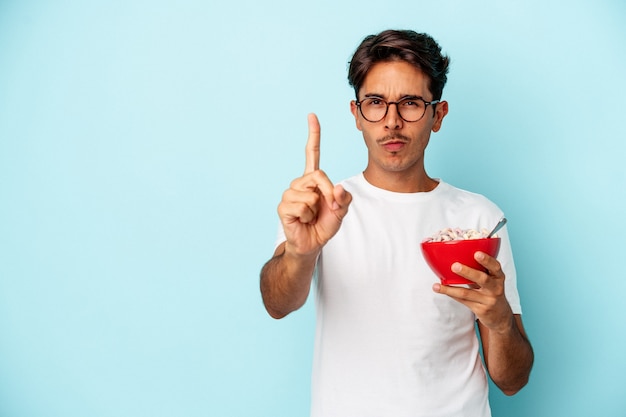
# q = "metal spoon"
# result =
<box><xmin>486</xmin><ymin>217</ymin><xmax>507</xmax><ymax>238</ymax></box>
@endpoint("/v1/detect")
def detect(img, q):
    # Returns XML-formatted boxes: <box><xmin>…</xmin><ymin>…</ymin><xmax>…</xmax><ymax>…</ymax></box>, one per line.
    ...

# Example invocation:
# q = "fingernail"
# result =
<box><xmin>451</xmin><ymin>262</ymin><xmax>462</xmax><ymax>272</ymax></box>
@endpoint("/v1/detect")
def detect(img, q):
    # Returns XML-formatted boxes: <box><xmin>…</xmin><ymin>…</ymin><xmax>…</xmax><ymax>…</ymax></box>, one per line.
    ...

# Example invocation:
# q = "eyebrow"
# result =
<box><xmin>362</xmin><ymin>93</ymin><xmax>425</xmax><ymax>101</ymax></box>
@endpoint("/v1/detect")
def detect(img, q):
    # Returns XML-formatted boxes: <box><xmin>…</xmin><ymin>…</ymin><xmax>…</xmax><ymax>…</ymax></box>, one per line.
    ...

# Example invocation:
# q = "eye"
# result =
<box><xmin>366</xmin><ymin>98</ymin><xmax>384</xmax><ymax>106</ymax></box>
<box><xmin>401</xmin><ymin>99</ymin><xmax>423</xmax><ymax>108</ymax></box>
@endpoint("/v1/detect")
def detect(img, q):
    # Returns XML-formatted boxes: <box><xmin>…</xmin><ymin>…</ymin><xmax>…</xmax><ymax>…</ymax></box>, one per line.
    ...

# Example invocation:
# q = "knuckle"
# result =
<box><xmin>493</xmin><ymin>286</ymin><xmax>505</xmax><ymax>298</ymax></box>
<box><xmin>289</xmin><ymin>177</ymin><xmax>302</xmax><ymax>189</ymax></box>
<box><xmin>455</xmin><ymin>287</ymin><xmax>471</xmax><ymax>298</ymax></box>
<box><xmin>311</xmin><ymin>169</ymin><xmax>328</xmax><ymax>181</ymax></box>
<box><xmin>307</xmin><ymin>192</ymin><xmax>321</xmax><ymax>206</ymax></box>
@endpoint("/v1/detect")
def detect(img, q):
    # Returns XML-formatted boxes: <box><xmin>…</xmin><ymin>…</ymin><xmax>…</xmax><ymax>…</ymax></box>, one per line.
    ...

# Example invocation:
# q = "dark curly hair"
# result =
<box><xmin>347</xmin><ymin>30</ymin><xmax>450</xmax><ymax>100</ymax></box>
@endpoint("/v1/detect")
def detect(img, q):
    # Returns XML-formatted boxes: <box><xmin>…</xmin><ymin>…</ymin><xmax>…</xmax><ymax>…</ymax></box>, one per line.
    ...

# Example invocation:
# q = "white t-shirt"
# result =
<box><xmin>276</xmin><ymin>174</ymin><xmax>521</xmax><ymax>417</ymax></box>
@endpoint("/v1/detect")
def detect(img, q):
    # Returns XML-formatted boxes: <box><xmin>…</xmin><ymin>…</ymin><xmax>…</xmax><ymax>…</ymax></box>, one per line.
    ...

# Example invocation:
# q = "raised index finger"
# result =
<box><xmin>304</xmin><ymin>113</ymin><xmax>321</xmax><ymax>174</ymax></box>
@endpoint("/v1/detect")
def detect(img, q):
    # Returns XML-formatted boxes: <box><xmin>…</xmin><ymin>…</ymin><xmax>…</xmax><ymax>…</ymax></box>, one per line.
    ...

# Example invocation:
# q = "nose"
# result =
<box><xmin>384</xmin><ymin>102</ymin><xmax>403</xmax><ymax>129</ymax></box>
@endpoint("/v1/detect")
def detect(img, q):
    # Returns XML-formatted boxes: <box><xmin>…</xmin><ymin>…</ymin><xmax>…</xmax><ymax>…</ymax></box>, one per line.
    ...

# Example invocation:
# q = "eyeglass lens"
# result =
<box><xmin>359</xmin><ymin>98</ymin><xmax>429</xmax><ymax>122</ymax></box>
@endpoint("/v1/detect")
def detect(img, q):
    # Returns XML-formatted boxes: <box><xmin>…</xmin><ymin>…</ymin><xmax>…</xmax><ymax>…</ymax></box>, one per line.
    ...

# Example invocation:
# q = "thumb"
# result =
<box><xmin>331</xmin><ymin>185</ymin><xmax>352</xmax><ymax>215</ymax></box>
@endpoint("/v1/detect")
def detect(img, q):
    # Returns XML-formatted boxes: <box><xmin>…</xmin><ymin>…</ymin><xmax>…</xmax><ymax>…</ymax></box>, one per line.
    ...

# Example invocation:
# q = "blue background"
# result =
<box><xmin>1</xmin><ymin>1</ymin><xmax>625</xmax><ymax>416</ymax></box>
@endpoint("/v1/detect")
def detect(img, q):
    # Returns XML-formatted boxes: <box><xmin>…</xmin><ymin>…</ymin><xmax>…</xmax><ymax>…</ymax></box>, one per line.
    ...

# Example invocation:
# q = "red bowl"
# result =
<box><xmin>421</xmin><ymin>237</ymin><xmax>501</xmax><ymax>285</ymax></box>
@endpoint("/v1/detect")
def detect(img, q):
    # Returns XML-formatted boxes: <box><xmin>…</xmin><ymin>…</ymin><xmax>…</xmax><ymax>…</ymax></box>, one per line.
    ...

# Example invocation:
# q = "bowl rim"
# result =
<box><xmin>421</xmin><ymin>236</ymin><xmax>501</xmax><ymax>246</ymax></box>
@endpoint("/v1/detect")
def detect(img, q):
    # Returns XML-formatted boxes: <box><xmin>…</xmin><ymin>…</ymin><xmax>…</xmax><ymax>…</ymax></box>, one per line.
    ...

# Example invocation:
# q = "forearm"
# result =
<box><xmin>480</xmin><ymin>315</ymin><xmax>534</xmax><ymax>395</ymax></box>
<box><xmin>260</xmin><ymin>243</ymin><xmax>318</xmax><ymax>319</ymax></box>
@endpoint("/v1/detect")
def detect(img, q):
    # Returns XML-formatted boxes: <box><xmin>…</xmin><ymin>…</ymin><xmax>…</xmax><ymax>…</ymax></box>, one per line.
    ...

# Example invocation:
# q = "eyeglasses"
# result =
<box><xmin>355</xmin><ymin>97</ymin><xmax>440</xmax><ymax>123</ymax></box>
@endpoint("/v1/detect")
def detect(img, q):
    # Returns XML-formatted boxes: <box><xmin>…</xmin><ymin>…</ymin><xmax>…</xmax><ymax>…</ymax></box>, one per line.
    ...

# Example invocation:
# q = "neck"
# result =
<box><xmin>362</xmin><ymin>168</ymin><xmax>438</xmax><ymax>193</ymax></box>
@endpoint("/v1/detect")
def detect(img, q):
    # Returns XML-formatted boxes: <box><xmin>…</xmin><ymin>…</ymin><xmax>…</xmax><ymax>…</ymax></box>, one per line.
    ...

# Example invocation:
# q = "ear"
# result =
<box><xmin>431</xmin><ymin>100</ymin><xmax>449</xmax><ymax>132</ymax></box>
<box><xmin>350</xmin><ymin>100</ymin><xmax>363</xmax><ymax>131</ymax></box>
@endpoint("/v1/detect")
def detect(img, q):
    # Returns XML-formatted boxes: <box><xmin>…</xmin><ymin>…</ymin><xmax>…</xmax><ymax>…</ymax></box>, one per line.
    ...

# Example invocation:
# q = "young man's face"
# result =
<box><xmin>350</xmin><ymin>60</ymin><xmax>448</xmax><ymax>188</ymax></box>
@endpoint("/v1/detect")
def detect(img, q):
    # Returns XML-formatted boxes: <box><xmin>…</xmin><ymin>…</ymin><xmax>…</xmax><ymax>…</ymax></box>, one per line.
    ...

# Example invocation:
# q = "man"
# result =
<box><xmin>260</xmin><ymin>29</ymin><xmax>533</xmax><ymax>417</ymax></box>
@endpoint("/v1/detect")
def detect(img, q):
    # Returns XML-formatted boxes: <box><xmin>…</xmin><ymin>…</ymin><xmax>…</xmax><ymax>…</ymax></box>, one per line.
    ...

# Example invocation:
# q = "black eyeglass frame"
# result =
<box><xmin>355</xmin><ymin>97</ymin><xmax>440</xmax><ymax>123</ymax></box>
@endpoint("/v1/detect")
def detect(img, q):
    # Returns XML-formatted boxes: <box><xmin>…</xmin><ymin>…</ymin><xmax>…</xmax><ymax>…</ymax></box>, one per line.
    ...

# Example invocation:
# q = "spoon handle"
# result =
<box><xmin>487</xmin><ymin>217</ymin><xmax>507</xmax><ymax>238</ymax></box>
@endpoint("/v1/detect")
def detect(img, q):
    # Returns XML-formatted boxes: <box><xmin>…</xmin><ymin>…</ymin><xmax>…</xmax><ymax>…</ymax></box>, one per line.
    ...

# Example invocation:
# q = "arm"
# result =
<box><xmin>433</xmin><ymin>251</ymin><xmax>534</xmax><ymax>395</ymax></box>
<box><xmin>260</xmin><ymin>242</ymin><xmax>318</xmax><ymax>319</ymax></box>
<box><xmin>478</xmin><ymin>314</ymin><xmax>533</xmax><ymax>395</ymax></box>
<box><xmin>260</xmin><ymin>114</ymin><xmax>352</xmax><ymax>319</ymax></box>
